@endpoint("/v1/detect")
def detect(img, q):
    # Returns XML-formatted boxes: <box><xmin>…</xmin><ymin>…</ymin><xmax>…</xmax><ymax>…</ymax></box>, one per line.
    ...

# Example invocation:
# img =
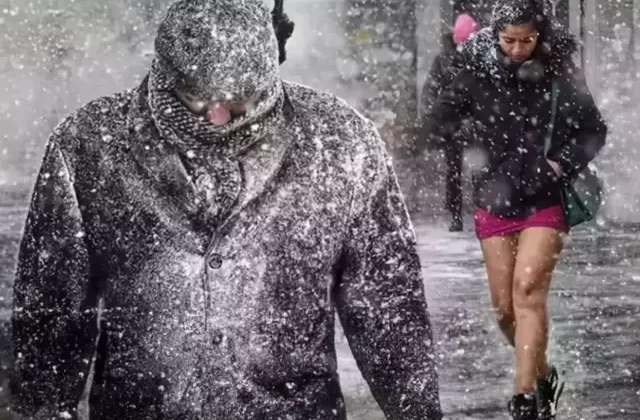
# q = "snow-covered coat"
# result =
<box><xmin>422</xmin><ymin>21</ymin><xmax>607</xmax><ymax>218</ymax></box>
<box><xmin>10</xmin><ymin>2</ymin><xmax>441</xmax><ymax>419</ymax></box>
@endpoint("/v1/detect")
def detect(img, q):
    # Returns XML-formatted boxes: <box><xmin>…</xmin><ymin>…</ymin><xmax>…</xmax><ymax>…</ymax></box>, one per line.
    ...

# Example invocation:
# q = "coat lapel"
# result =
<box><xmin>219</xmin><ymin>100</ymin><xmax>297</xmax><ymax>230</ymax></box>
<box><xmin>126</xmin><ymin>80</ymin><xmax>201</xmax><ymax>221</ymax></box>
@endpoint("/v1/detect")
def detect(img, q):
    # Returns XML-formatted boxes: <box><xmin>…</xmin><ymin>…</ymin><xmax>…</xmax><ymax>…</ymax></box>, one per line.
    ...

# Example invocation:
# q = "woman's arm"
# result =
<box><xmin>549</xmin><ymin>68</ymin><xmax>607</xmax><ymax>177</ymax></box>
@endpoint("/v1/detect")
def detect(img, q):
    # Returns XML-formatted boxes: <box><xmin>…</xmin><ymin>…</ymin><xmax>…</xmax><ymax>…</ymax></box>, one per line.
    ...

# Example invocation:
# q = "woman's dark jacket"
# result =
<box><xmin>422</xmin><ymin>26</ymin><xmax>607</xmax><ymax>218</ymax></box>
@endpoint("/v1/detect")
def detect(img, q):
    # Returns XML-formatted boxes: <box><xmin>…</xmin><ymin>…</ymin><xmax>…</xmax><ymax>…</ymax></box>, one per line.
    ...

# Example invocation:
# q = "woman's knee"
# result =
<box><xmin>489</xmin><ymin>273</ymin><xmax>513</xmax><ymax>321</ymax></box>
<box><xmin>489</xmin><ymin>287</ymin><xmax>515</xmax><ymax>323</ymax></box>
<box><xmin>511</xmin><ymin>227</ymin><xmax>562</xmax><ymax>312</ymax></box>
<box><xmin>513</xmin><ymin>274</ymin><xmax>548</xmax><ymax>312</ymax></box>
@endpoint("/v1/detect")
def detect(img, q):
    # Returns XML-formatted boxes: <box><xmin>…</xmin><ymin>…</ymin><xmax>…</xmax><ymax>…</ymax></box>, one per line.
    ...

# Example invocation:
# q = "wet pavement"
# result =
<box><xmin>1</xmin><ymin>197</ymin><xmax>639</xmax><ymax>419</ymax></box>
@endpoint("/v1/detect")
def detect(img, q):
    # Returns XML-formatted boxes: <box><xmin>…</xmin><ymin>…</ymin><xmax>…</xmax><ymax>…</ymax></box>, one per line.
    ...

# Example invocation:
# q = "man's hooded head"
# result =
<box><xmin>154</xmin><ymin>0</ymin><xmax>280</xmax><ymax>104</ymax></box>
<box><xmin>148</xmin><ymin>0</ymin><xmax>285</xmax><ymax>146</ymax></box>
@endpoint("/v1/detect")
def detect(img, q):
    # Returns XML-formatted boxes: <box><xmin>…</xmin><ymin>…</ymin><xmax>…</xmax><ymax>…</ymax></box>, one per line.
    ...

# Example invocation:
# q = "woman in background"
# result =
<box><xmin>420</xmin><ymin>13</ymin><xmax>479</xmax><ymax>232</ymax></box>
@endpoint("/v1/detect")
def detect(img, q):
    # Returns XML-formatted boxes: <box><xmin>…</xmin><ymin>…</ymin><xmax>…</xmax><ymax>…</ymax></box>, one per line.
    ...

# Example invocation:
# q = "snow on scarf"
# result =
<box><xmin>146</xmin><ymin>0</ymin><xmax>286</xmax><ymax>229</ymax></box>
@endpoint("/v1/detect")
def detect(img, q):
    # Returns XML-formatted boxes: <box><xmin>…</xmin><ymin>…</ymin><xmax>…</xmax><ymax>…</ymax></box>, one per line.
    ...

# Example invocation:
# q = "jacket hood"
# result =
<box><xmin>153</xmin><ymin>0</ymin><xmax>281</xmax><ymax>103</ymax></box>
<box><xmin>147</xmin><ymin>0</ymin><xmax>285</xmax><ymax>149</ymax></box>
<box><xmin>462</xmin><ymin>22</ymin><xmax>578</xmax><ymax>80</ymax></box>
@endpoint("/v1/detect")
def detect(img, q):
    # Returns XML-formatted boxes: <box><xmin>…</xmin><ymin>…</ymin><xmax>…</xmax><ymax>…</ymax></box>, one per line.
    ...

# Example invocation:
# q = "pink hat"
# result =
<box><xmin>452</xmin><ymin>14</ymin><xmax>479</xmax><ymax>45</ymax></box>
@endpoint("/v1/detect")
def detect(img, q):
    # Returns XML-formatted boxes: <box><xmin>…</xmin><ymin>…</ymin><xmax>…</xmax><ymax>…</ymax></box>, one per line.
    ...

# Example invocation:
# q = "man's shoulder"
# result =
<box><xmin>283</xmin><ymin>81</ymin><xmax>387</xmax><ymax>177</ymax></box>
<box><xmin>283</xmin><ymin>81</ymin><xmax>378</xmax><ymax>145</ymax></box>
<box><xmin>51</xmin><ymin>87</ymin><xmax>139</xmax><ymax>156</ymax></box>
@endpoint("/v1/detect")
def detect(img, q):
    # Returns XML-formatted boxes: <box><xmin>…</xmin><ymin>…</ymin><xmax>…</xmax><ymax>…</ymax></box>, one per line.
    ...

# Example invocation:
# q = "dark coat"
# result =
<box><xmin>421</xmin><ymin>33</ymin><xmax>464</xmax><ymax>116</ymax></box>
<box><xmin>422</xmin><ymin>26</ymin><xmax>607</xmax><ymax>218</ymax></box>
<box><xmin>420</xmin><ymin>33</ymin><xmax>477</xmax><ymax>154</ymax></box>
<box><xmin>11</xmin><ymin>79</ymin><xmax>442</xmax><ymax>420</ymax></box>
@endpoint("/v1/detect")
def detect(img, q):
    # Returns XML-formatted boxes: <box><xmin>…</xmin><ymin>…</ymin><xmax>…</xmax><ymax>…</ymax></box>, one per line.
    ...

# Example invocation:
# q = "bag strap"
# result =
<box><xmin>544</xmin><ymin>79</ymin><xmax>559</xmax><ymax>155</ymax></box>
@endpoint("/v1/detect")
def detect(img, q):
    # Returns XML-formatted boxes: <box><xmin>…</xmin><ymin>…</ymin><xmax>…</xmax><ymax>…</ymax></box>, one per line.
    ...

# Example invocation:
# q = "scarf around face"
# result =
<box><xmin>146</xmin><ymin>60</ymin><xmax>286</xmax><ymax>231</ymax></box>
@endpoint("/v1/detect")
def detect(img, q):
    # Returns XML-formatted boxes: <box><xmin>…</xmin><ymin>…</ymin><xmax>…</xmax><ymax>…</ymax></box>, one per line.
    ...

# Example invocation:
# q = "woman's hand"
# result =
<box><xmin>546</xmin><ymin>159</ymin><xmax>564</xmax><ymax>178</ymax></box>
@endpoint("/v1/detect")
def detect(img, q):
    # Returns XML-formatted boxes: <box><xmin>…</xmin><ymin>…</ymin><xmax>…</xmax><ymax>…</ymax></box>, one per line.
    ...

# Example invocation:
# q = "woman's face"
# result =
<box><xmin>498</xmin><ymin>23</ymin><xmax>538</xmax><ymax>62</ymax></box>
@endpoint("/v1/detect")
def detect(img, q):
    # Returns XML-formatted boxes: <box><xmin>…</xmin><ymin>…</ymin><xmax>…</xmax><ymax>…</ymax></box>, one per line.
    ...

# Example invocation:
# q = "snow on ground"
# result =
<box><xmin>337</xmin><ymin>218</ymin><xmax>640</xmax><ymax>419</ymax></box>
<box><xmin>1</xmin><ymin>206</ymin><xmax>639</xmax><ymax>419</ymax></box>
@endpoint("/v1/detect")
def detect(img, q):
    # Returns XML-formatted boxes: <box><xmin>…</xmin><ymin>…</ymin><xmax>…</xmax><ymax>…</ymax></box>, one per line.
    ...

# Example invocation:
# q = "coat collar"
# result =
<box><xmin>124</xmin><ymin>77</ymin><xmax>296</xmax><ymax>232</ymax></box>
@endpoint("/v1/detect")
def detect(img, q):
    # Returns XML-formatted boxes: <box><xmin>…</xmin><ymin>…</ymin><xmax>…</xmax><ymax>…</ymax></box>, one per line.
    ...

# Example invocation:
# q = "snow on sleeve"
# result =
<box><xmin>334</xmin><ymin>121</ymin><xmax>442</xmax><ymax>420</ymax></box>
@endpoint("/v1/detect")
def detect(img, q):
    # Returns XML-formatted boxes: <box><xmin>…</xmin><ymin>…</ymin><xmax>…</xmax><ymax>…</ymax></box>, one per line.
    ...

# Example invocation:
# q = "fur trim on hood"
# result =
<box><xmin>462</xmin><ymin>1</ymin><xmax>578</xmax><ymax>81</ymax></box>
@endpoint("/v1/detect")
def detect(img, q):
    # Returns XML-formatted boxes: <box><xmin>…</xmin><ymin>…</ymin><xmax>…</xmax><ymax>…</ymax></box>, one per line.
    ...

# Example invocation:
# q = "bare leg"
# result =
<box><xmin>512</xmin><ymin>227</ymin><xmax>563</xmax><ymax>394</ymax></box>
<box><xmin>480</xmin><ymin>235</ymin><xmax>518</xmax><ymax>346</ymax></box>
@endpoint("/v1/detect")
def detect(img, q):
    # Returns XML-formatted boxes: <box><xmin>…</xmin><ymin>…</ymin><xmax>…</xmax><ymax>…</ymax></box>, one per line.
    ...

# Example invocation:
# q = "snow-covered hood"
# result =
<box><xmin>148</xmin><ymin>0</ymin><xmax>284</xmax><ymax>145</ymax></box>
<box><xmin>154</xmin><ymin>0</ymin><xmax>280</xmax><ymax>104</ymax></box>
<box><xmin>462</xmin><ymin>22</ymin><xmax>578</xmax><ymax>80</ymax></box>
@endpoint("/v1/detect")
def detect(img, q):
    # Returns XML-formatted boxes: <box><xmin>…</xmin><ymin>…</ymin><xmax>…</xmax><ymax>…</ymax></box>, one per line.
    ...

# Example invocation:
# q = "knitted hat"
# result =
<box><xmin>453</xmin><ymin>14</ymin><xmax>479</xmax><ymax>45</ymax></box>
<box><xmin>154</xmin><ymin>0</ymin><xmax>281</xmax><ymax>103</ymax></box>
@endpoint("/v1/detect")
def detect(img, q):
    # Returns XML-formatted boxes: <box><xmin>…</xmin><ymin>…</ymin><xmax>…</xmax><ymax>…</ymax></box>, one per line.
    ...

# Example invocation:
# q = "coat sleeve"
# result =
<box><xmin>549</xmin><ymin>68</ymin><xmax>608</xmax><ymax>177</ymax></box>
<box><xmin>421</xmin><ymin>51</ymin><xmax>465</xmax><ymax>114</ymax></box>
<box><xmin>421</xmin><ymin>53</ymin><xmax>447</xmax><ymax>114</ymax></box>
<box><xmin>335</xmin><ymin>122</ymin><xmax>442</xmax><ymax>420</ymax></box>
<box><xmin>11</xmin><ymin>135</ymin><xmax>99</xmax><ymax>420</ymax></box>
<box><xmin>418</xmin><ymin>67</ymin><xmax>472</xmax><ymax>153</ymax></box>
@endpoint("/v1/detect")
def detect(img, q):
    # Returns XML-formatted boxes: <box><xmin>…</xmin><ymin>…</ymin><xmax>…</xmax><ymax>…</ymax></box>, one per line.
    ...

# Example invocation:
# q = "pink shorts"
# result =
<box><xmin>474</xmin><ymin>205</ymin><xmax>569</xmax><ymax>240</ymax></box>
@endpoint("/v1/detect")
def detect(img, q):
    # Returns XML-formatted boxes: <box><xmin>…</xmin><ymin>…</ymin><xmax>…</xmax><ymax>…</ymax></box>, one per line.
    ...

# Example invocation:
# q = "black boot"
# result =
<box><xmin>448</xmin><ymin>215</ymin><xmax>463</xmax><ymax>232</ymax></box>
<box><xmin>537</xmin><ymin>365</ymin><xmax>565</xmax><ymax>419</ymax></box>
<box><xmin>508</xmin><ymin>393</ymin><xmax>537</xmax><ymax>420</ymax></box>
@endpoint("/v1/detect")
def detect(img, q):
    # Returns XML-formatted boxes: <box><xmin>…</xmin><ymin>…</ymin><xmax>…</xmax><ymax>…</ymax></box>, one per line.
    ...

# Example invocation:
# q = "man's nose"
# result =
<box><xmin>207</xmin><ymin>101</ymin><xmax>247</xmax><ymax>114</ymax></box>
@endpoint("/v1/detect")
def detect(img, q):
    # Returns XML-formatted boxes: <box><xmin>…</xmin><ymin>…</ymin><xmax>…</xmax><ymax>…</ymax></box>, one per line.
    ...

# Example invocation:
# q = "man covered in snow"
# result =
<box><xmin>10</xmin><ymin>0</ymin><xmax>442</xmax><ymax>419</ymax></box>
<box><xmin>420</xmin><ymin>13</ymin><xmax>479</xmax><ymax>232</ymax></box>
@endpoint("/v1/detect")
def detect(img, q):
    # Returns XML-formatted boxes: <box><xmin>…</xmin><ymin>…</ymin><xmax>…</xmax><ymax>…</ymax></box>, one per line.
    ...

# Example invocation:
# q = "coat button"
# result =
<box><xmin>211</xmin><ymin>330</ymin><xmax>224</xmax><ymax>345</ymax></box>
<box><xmin>207</xmin><ymin>253</ymin><xmax>223</xmax><ymax>269</ymax></box>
